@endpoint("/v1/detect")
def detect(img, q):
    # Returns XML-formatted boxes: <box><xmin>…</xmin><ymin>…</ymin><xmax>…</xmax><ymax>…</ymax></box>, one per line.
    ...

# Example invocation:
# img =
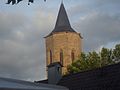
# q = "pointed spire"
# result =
<box><xmin>45</xmin><ymin>3</ymin><xmax>76</xmax><ymax>37</ymax></box>
<box><xmin>52</xmin><ymin>3</ymin><xmax>76</xmax><ymax>33</ymax></box>
<box><xmin>55</xmin><ymin>3</ymin><xmax>70</xmax><ymax>28</ymax></box>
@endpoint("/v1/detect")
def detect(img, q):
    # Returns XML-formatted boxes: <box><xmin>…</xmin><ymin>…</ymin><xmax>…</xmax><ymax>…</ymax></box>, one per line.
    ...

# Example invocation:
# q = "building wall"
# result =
<box><xmin>45</xmin><ymin>32</ymin><xmax>82</xmax><ymax>74</ymax></box>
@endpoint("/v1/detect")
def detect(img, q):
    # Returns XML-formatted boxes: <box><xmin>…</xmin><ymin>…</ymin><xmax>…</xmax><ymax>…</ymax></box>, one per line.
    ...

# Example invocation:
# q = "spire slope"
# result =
<box><xmin>52</xmin><ymin>3</ymin><xmax>76</xmax><ymax>33</ymax></box>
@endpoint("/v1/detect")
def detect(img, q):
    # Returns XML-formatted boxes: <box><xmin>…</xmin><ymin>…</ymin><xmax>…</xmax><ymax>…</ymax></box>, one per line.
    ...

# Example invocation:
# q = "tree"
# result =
<box><xmin>100</xmin><ymin>47</ymin><xmax>114</xmax><ymax>67</ymax></box>
<box><xmin>6</xmin><ymin>0</ymin><xmax>46</xmax><ymax>5</ymax></box>
<box><xmin>113</xmin><ymin>44</ymin><xmax>120</xmax><ymax>62</ymax></box>
<box><xmin>87</xmin><ymin>51</ymin><xmax>101</xmax><ymax>69</ymax></box>
<box><xmin>67</xmin><ymin>52</ymin><xmax>101</xmax><ymax>74</ymax></box>
<box><xmin>67</xmin><ymin>53</ymin><xmax>88</xmax><ymax>73</ymax></box>
<box><xmin>67</xmin><ymin>45</ymin><xmax>117</xmax><ymax>74</ymax></box>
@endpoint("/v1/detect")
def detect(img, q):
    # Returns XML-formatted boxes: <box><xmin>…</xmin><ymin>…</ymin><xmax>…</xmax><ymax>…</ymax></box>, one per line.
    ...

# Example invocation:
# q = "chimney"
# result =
<box><xmin>47</xmin><ymin>62</ymin><xmax>63</xmax><ymax>84</ymax></box>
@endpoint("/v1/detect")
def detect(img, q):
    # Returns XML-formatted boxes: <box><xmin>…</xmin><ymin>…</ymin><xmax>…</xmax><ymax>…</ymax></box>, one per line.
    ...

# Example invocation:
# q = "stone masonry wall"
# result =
<box><xmin>45</xmin><ymin>32</ymin><xmax>82</xmax><ymax>74</ymax></box>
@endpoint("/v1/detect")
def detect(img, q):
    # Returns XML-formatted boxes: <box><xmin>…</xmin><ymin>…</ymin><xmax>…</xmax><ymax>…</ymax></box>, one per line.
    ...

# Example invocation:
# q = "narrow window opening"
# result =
<box><xmin>60</xmin><ymin>50</ymin><xmax>63</xmax><ymax>65</ymax></box>
<box><xmin>50</xmin><ymin>50</ymin><xmax>52</xmax><ymax>64</ymax></box>
<box><xmin>71</xmin><ymin>51</ymin><xmax>75</xmax><ymax>62</ymax></box>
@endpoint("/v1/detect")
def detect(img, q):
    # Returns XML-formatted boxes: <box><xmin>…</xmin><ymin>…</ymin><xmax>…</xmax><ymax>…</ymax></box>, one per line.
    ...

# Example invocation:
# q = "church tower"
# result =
<box><xmin>45</xmin><ymin>3</ymin><xmax>82</xmax><ymax>74</ymax></box>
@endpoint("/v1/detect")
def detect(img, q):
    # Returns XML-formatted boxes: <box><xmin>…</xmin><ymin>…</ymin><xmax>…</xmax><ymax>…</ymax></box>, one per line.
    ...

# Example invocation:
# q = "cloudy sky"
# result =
<box><xmin>0</xmin><ymin>0</ymin><xmax>120</xmax><ymax>81</ymax></box>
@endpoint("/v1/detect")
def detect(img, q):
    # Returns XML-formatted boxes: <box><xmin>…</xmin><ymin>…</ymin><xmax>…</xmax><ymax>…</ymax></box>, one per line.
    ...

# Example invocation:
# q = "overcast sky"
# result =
<box><xmin>0</xmin><ymin>0</ymin><xmax>120</xmax><ymax>81</ymax></box>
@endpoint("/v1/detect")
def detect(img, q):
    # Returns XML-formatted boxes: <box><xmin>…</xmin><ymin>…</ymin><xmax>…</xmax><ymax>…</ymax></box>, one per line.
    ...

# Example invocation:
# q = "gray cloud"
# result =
<box><xmin>96</xmin><ymin>0</ymin><xmax>120</xmax><ymax>4</ymax></box>
<box><xmin>67</xmin><ymin>0</ymin><xmax>120</xmax><ymax>52</ymax></box>
<box><xmin>0</xmin><ymin>11</ymin><xmax>51</xmax><ymax>81</ymax></box>
<box><xmin>74</xmin><ymin>13</ymin><xmax>120</xmax><ymax>51</ymax></box>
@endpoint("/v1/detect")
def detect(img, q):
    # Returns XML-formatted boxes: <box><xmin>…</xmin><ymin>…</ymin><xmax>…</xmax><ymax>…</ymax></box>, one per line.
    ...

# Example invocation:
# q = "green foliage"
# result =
<box><xmin>113</xmin><ymin>44</ymin><xmax>120</xmax><ymax>62</ymax></box>
<box><xmin>67</xmin><ymin>44</ymin><xmax>120</xmax><ymax>74</ymax></box>
<box><xmin>67</xmin><ymin>52</ymin><xmax>101</xmax><ymax>74</ymax></box>
<box><xmin>87</xmin><ymin>51</ymin><xmax>101</xmax><ymax>69</ymax></box>
<box><xmin>100</xmin><ymin>48</ymin><xmax>114</xmax><ymax>66</ymax></box>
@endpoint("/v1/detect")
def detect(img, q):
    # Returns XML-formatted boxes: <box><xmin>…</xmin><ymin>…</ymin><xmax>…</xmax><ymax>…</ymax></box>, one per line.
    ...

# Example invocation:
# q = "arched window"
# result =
<box><xmin>50</xmin><ymin>50</ymin><xmax>52</xmax><ymax>64</ymax></box>
<box><xmin>71</xmin><ymin>50</ymin><xmax>75</xmax><ymax>63</ymax></box>
<box><xmin>60</xmin><ymin>50</ymin><xmax>63</xmax><ymax>65</ymax></box>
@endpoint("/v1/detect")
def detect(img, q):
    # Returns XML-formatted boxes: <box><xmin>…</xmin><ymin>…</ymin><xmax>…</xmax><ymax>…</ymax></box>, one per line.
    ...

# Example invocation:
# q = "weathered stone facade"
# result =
<box><xmin>45</xmin><ymin>32</ymin><xmax>82</xmax><ymax>74</ymax></box>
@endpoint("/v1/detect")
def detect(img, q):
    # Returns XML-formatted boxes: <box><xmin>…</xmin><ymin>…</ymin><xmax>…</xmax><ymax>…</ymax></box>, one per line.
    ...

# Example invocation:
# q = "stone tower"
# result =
<box><xmin>45</xmin><ymin>3</ymin><xmax>82</xmax><ymax>74</ymax></box>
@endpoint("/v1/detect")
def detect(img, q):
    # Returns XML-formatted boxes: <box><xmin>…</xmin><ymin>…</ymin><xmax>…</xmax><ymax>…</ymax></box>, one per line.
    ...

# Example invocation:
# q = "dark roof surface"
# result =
<box><xmin>37</xmin><ymin>63</ymin><xmax>120</xmax><ymax>90</ymax></box>
<box><xmin>58</xmin><ymin>63</ymin><xmax>120</xmax><ymax>90</ymax></box>
<box><xmin>45</xmin><ymin>3</ymin><xmax>76</xmax><ymax>37</ymax></box>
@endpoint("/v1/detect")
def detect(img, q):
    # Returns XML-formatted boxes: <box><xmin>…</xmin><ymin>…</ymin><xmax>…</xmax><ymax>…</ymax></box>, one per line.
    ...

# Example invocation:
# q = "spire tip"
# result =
<box><xmin>61</xmin><ymin>0</ymin><xmax>63</xmax><ymax>4</ymax></box>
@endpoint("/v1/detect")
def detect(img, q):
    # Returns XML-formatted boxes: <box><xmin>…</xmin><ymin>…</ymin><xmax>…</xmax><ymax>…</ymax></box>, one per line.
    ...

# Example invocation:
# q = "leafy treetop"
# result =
<box><xmin>67</xmin><ymin>44</ymin><xmax>120</xmax><ymax>74</ymax></box>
